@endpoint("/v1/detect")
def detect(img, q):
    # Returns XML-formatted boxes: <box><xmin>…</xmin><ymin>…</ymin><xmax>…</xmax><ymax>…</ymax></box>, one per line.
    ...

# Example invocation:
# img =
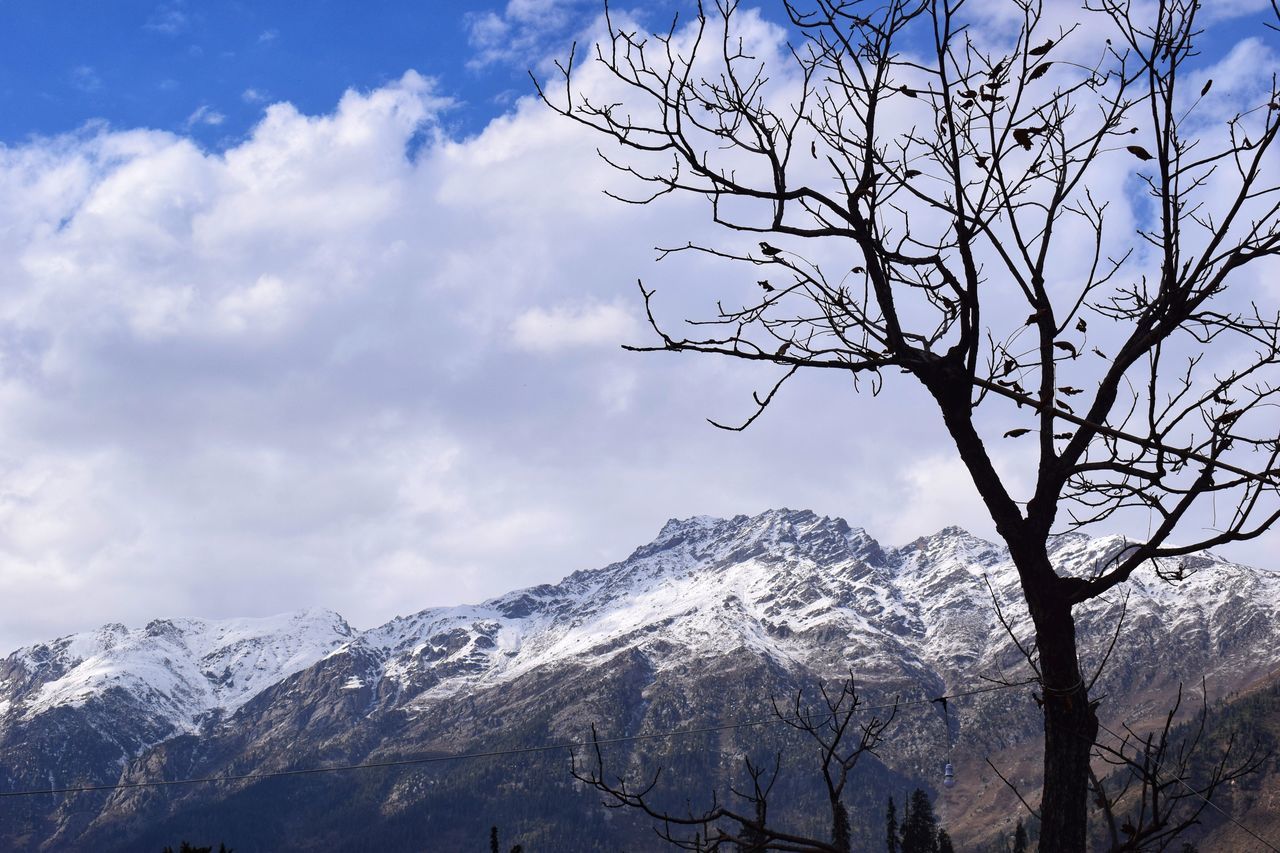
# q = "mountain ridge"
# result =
<box><xmin>4</xmin><ymin>509</ymin><xmax>1274</xmax><ymax>739</ymax></box>
<box><xmin>3</xmin><ymin>508</ymin><xmax>1279</xmax><ymax>850</ymax></box>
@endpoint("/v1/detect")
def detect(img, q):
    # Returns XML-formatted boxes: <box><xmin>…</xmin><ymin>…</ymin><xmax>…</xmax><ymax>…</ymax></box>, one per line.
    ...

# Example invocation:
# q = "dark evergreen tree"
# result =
<box><xmin>886</xmin><ymin>797</ymin><xmax>898</xmax><ymax>853</ymax></box>
<box><xmin>1013</xmin><ymin>820</ymin><xmax>1029</xmax><ymax>853</ymax></box>
<box><xmin>488</xmin><ymin>825</ymin><xmax>522</xmax><ymax>853</ymax></box>
<box><xmin>937</xmin><ymin>829</ymin><xmax>955</xmax><ymax>853</ymax></box>
<box><xmin>899</xmin><ymin>789</ymin><xmax>938</xmax><ymax>853</ymax></box>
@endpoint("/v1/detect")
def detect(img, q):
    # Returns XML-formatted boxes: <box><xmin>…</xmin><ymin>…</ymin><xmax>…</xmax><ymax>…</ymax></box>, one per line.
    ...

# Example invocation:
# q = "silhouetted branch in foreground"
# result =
<box><xmin>570</xmin><ymin>674</ymin><xmax>896</xmax><ymax>852</ymax></box>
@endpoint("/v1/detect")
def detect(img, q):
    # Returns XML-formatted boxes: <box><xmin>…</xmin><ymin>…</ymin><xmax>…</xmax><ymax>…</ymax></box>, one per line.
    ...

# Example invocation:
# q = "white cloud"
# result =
<box><xmin>873</xmin><ymin>453</ymin><xmax>1033</xmax><ymax>548</ymax></box>
<box><xmin>213</xmin><ymin>274</ymin><xmax>292</xmax><ymax>334</ymax></box>
<box><xmin>510</xmin><ymin>301</ymin><xmax>639</xmax><ymax>352</ymax></box>
<box><xmin>0</xmin><ymin>67</ymin><xmax>679</xmax><ymax>649</ymax></box>
<box><xmin>465</xmin><ymin>0</ymin><xmax>592</xmax><ymax>68</ymax></box>
<box><xmin>597</xmin><ymin>365</ymin><xmax>637</xmax><ymax>415</ymax></box>
<box><xmin>1200</xmin><ymin>0</ymin><xmax>1275</xmax><ymax>22</ymax></box>
<box><xmin>1180</xmin><ymin>37</ymin><xmax>1278</xmax><ymax>125</ymax></box>
<box><xmin>0</xmin><ymin>10</ymin><xmax>1275</xmax><ymax>654</ymax></box>
<box><xmin>185</xmin><ymin>105</ymin><xmax>226</xmax><ymax>128</ymax></box>
<box><xmin>69</xmin><ymin>66</ymin><xmax>102</xmax><ymax>93</ymax></box>
<box><xmin>144</xmin><ymin>3</ymin><xmax>189</xmax><ymax>35</ymax></box>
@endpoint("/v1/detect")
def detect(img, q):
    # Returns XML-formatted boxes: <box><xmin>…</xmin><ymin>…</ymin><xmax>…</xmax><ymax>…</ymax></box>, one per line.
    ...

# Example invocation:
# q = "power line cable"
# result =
<box><xmin>1093</xmin><ymin>717</ymin><xmax>1280</xmax><ymax>853</ymax></box>
<box><xmin>0</xmin><ymin>677</ymin><xmax>1035</xmax><ymax>799</ymax></box>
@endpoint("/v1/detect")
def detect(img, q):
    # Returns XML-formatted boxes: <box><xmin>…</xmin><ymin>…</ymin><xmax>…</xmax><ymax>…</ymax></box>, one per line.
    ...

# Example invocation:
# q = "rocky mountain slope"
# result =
<box><xmin>2</xmin><ymin>509</ymin><xmax>1278</xmax><ymax>851</ymax></box>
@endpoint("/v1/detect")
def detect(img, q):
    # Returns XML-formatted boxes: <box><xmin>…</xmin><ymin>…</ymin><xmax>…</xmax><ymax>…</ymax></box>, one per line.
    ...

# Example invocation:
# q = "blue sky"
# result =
<box><xmin>0</xmin><ymin>0</ymin><xmax>1275</xmax><ymax>651</ymax></box>
<box><xmin>0</xmin><ymin>0</ymin><xmax>1259</xmax><ymax>152</ymax></box>
<box><xmin>0</xmin><ymin>0</ymin><xmax>599</xmax><ymax>145</ymax></box>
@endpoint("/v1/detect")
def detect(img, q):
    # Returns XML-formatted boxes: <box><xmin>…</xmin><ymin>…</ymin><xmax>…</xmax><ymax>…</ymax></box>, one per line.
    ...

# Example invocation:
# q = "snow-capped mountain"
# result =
<box><xmin>2</xmin><ymin>610</ymin><xmax>355</xmax><ymax>732</ymax></box>
<box><xmin>2</xmin><ymin>509</ymin><xmax>1277</xmax><ymax>851</ymax></box>
<box><xmin>272</xmin><ymin>509</ymin><xmax>1280</xmax><ymax>717</ymax></box>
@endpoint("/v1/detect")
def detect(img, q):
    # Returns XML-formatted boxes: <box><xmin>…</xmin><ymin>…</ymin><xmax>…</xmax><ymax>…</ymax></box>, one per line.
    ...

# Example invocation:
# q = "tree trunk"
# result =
<box><xmin>1026</xmin><ymin>584</ymin><xmax>1099</xmax><ymax>853</ymax></box>
<box><xmin>924</xmin><ymin>370</ymin><xmax>1100</xmax><ymax>849</ymax></box>
<box><xmin>830</xmin><ymin>796</ymin><xmax>852</xmax><ymax>853</ymax></box>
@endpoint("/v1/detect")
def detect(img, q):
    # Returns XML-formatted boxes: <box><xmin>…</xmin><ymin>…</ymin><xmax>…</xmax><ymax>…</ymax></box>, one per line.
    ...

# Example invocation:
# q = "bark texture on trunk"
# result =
<box><xmin>1027</xmin><ymin>586</ymin><xmax>1099</xmax><ymax>853</ymax></box>
<box><xmin>830</xmin><ymin>800</ymin><xmax>852</xmax><ymax>853</ymax></box>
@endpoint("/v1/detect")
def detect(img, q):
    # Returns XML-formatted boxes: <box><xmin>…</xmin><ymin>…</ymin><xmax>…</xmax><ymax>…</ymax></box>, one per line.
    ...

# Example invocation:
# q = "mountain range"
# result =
<box><xmin>2</xmin><ymin>509</ymin><xmax>1278</xmax><ymax>851</ymax></box>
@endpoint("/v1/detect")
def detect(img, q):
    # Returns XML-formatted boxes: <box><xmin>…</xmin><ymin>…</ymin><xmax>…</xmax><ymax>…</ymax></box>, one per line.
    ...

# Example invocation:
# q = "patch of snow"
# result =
<box><xmin>13</xmin><ymin>608</ymin><xmax>354</xmax><ymax>733</ymax></box>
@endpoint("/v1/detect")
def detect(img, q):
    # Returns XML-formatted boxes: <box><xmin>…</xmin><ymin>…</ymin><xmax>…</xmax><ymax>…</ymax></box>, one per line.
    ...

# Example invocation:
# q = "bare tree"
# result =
<box><xmin>538</xmin><ymin>0</ymin><xmax>1280</xmax><ymax>849</ymax></box>
<box><xmin>1089</xmin><ymin>683</ymin><xmax>1266</xmax><ymax>851</ymax></box>
<box><xmin>570</xmin><ymin>676</ymin><xmax>897</xmax><ymax>852</ymax></box>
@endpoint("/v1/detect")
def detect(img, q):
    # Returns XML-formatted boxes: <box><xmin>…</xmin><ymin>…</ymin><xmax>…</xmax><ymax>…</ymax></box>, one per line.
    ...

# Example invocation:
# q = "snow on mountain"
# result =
<box><xmin>327</xmin><ymin>509</ymin><xmax>1280</xmax><ymax>712</ymax></box>
<box><xmin>5</xmin><ymin>509</ymin><xmax>1280</xmax><ymax>853</ymax></box>
<box><xmin>4</xmin><ymin>509</ymin><xmax>1279</xmax><ymax>753</ymax></box>
<box><xmin>1</xmin><ymin>608</ymin><xmax>355</xmax><ymax>735</ymax></box>
<box><xmin>338</xmin><ymin>510</ymin><xmax>906</xmax><ymax>705</ymax></box>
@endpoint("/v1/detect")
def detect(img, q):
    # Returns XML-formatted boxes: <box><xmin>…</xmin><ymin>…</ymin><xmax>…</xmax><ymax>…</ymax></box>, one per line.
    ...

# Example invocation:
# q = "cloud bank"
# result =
<box><xmin>0</xmin><ymin>7</ymin><xmax>1275</xmax><ymax>652</ymax></box>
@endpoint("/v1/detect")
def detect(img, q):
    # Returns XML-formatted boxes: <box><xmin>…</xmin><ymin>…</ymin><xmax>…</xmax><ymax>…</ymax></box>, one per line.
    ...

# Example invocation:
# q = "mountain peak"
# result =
<box><xmin>648</xmin><ymin>510</ymin><xmax>889</xmax><ymax>569</ymax></box>
<box><xmin>655</xmin><ymin>514</ymin><xmax>721</xmax><ymax>541</ymax></box>
<box><xmin>901</xmin><ymin>524</ymin><xmax>994</xmax><ymax>548</ymax></box>
<box><xmin>893</xmin><ymin>526</ymin><xmax>1002</xmax><ymax>575</ymax></box>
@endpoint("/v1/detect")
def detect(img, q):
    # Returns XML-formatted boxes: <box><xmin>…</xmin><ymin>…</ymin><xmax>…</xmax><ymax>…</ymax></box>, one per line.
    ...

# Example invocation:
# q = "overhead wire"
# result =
<box><xmin>1092</xmin><ymin>717</ymin><xmax>1280</xmax><ymax>853</ymax></box>
<box><xmin>0</xmin><ymin>677</ymin><xmax>1036</xmax><ymax>800</ymax></box>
